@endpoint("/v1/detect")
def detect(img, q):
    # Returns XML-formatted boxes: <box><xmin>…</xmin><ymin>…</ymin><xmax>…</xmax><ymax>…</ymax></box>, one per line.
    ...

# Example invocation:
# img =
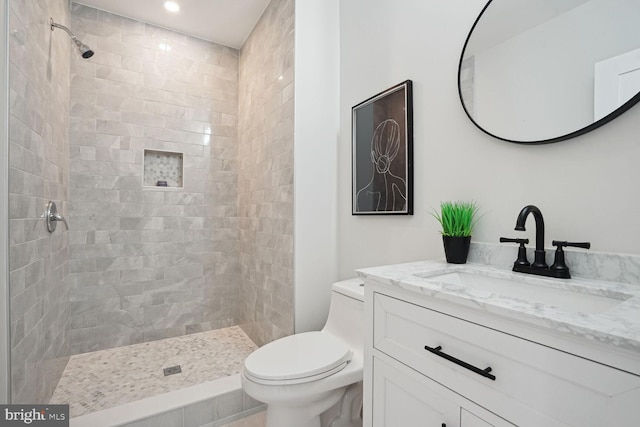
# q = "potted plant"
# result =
<box><xmin>432</xmin><ymin>201</ymin><xmax>479</xmax><ymax>264</ymax></box>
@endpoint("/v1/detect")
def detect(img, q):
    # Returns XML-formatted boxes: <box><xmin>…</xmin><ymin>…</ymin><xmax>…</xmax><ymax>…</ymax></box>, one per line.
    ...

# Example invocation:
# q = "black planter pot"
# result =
<box><xmin>442</xmin><ymin>235</ymin><xmax>471</xmax><ymax>264</ymax></box>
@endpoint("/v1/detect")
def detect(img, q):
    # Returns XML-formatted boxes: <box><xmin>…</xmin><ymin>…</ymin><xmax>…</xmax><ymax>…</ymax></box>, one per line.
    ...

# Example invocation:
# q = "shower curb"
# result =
<box><xmin>69</xmin><ymin>374</ymin><xmax>264</xmax><ymax>427</ymax></box>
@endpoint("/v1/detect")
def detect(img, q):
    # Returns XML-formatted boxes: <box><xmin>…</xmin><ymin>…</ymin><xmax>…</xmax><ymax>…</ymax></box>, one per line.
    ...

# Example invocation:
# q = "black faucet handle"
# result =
<box><xmin>552</xmin><ymin>241</ymin><xmax>591</xmax><ymax>250</ymax></box>
<box><xmin>550</xmin><ymin>241</ymin><xmax>590</xmax><ymax>279</ymax></box>
<box><xmin>499</xmin><ymin>237</ymin><xmax>529</xmax><ymax>245</ymax></box>
<box><xmin>500</xmin><ymin>237</ymin><xmax>530</xmax><ymax>267</ymax></box>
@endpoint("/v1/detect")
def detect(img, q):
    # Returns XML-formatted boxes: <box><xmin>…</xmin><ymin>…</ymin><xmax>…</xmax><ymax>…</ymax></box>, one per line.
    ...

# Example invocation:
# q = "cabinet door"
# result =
<box><xmin>461</xmin><ymin>409</ymin><xmax>499</xmax><ymax>427</ymax></box>
<box><xmin>372</xmin><ymin>355</ymin><xmax>514</xmax><ymax>427</ymax></box>
<box><xmin>372</xmin><ymin>356</ymin><xmax>457</xmax><ymax>427</ymax></box>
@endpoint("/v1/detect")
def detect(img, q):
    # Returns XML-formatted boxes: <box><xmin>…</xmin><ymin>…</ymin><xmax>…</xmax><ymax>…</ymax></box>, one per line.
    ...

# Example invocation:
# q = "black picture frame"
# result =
<box><xmin>352</xmin><ymin>80</ymin><xmax>413</xmax><ymax>215</ymax></box>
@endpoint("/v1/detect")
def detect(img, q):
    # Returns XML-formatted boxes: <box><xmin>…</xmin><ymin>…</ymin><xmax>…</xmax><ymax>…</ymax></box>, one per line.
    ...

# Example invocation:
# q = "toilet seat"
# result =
<box><xmin>244</xmin><ymin>331</ymin><xmax>351</xmax><ymax>385</ymax></box>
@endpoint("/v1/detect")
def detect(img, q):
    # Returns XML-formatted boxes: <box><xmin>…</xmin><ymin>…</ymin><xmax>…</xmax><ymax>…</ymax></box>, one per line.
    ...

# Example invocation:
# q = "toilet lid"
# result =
<box><xmin>244</xmin><ymin>331</ymin><xmax>351</xmax><ymax>384</ymax></box>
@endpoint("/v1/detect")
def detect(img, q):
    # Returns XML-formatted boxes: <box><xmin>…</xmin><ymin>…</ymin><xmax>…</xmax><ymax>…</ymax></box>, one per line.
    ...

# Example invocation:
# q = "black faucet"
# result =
<box><xmin>500</xmin><ymin>205</ymin><xmax>591</xmax><ymax>279</ymax></box>
<box><xmin>515</xmin><ymin>205</ymin><xmax>547</xmax><ymax>269</ymax></box>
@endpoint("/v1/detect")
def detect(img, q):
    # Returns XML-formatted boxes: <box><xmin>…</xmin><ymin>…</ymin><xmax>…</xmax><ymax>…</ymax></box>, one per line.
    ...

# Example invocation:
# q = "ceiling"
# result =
<box><xmin>73</xmin><ymin>0</ymin><xmax>272</xmax><ymax>49</ymax></box>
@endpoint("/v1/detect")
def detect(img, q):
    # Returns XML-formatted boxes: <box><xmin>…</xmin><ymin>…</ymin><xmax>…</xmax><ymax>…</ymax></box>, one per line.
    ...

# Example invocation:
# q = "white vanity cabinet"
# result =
<box><xmin>363</xmin><ymin>284</ymin><xmax>640</xmax><ymax>427</ymax></box>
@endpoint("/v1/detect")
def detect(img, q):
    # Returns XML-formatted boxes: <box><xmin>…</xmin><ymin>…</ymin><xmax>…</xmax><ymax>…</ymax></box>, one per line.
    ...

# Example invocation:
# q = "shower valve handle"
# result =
<box><xmin>46</xmin><ymin>201</ymin><xmax>69</xmax><ymax>232</ymax></box>
<box><xmin>52</xmin><ymin>212</ymin><xmax>69</xmax><ymax>230</ymax></box>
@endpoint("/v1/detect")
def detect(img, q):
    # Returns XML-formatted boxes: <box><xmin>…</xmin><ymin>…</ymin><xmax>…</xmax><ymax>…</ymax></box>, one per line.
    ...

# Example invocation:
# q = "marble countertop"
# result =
<box><xmin>356</xmin><ymin>260</ymin><xmax>640</xmax><ymax>355</ymax></box>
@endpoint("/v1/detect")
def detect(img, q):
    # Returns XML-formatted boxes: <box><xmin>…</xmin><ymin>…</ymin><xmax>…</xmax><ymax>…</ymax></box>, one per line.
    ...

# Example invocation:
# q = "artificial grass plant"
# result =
<box><xmin>432</xmin><ymin>201</ymin><xmax>479</xmax><ymax>237</ymax></box>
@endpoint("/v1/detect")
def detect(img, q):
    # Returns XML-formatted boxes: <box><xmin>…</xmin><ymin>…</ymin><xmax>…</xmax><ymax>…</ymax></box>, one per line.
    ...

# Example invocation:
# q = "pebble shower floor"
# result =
<box><xmin>50</xmin><ymin>326</ymin><xmax>257</xmax><ymax>417</ymax></box>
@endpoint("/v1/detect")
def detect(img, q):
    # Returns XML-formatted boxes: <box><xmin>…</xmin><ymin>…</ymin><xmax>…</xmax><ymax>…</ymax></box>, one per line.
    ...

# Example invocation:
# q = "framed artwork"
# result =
<box><xmin>352</xmin><ymin>80</ymin><xmax>413</xmax><ymax>215</ymax></box>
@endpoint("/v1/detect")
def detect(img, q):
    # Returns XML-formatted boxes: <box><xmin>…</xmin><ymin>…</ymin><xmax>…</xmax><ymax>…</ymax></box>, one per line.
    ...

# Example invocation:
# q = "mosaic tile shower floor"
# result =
<box><xmin>50</xmin><ymin>326</ymin><xmax>258</xmax><ymax>417</ymax></box>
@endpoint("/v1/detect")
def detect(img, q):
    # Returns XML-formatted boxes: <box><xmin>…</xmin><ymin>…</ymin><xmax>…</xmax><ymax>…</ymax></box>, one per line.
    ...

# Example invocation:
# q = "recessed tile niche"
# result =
<box><xmin>143</xmin><ymin>150</ymin><xmax>184</xmax><ymax>188</ymax></box>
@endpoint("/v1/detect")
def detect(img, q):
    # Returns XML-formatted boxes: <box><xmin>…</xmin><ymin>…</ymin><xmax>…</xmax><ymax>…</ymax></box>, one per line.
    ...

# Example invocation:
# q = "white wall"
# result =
<box><xmin>294</xmin><ymin>0</ymin><xmax>340</xmax><ymax>332</ymax></box>
<box><xmin>338</xmin><ymin>0</ymin><xmax>640</xmax><ymax>278</ymax></box>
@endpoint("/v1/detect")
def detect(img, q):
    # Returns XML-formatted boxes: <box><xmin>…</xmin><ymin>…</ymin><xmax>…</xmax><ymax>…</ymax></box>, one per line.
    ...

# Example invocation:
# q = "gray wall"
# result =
<box><xmin>68</xmin><ymin>5</ymin><xmax>241</xmax><ymax>354</ymax></box>
<box><xmin>238</xmin><ymin>0</ymin><xmax>295</xmax><ymax>346</ymax></box>
<box><xmin>1</xmin><ymin>0</ymin><xmax>11</xmax><ymax>404</ymax></box>
<box><xmin>8</xmin><ymin>0</ymin><xmax>71</xmax><ymax>404</ymax></box>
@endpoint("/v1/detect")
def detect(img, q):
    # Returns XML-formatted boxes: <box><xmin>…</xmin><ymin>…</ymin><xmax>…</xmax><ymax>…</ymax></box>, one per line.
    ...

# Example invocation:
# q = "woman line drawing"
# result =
<box><xmin>355</xmin><ymin>119</ymin><xmax>407</xmax><ymax>212</ymax></box>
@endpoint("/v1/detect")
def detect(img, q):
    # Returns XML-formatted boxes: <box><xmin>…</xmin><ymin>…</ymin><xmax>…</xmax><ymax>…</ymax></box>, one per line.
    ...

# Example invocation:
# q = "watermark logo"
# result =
<box><xmin>0</xmin><ymin>405</ymin><xmax>68</xmax><ymax>426</ymax></box>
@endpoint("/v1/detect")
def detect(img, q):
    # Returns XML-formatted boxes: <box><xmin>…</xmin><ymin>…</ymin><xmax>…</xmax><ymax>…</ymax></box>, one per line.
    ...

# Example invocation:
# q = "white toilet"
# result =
<box><xmin>241</xmin><ymin>278</ymin><xmax>365</xmax><ymax>427</ymax></box>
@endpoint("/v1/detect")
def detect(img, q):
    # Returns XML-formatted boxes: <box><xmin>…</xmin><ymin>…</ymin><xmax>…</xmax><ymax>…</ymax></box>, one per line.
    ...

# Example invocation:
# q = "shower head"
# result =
<box><xmin>50</xmin><ymin>18</ymin><xmax>94</xmax><ymax>59</ymax></box>
<box><xmin>71</xmin><ymin>36</ymin><xmax>94</xmax><ymax>59</ymax></box>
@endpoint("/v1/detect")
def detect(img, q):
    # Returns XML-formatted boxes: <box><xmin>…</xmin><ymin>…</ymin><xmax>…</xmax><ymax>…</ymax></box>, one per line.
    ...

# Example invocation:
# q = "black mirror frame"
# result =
<box><xmin>457</xmin><ymin>0</ymin><xmax>640</xmax><ymax>145</ymax></box>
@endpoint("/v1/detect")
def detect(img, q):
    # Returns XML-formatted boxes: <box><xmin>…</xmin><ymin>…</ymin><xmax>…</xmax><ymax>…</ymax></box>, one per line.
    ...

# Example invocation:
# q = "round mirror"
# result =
<box><xmin>458</xmin><ymin>0</ymin><xmax>640</xmax><ymax>144</ymax></box>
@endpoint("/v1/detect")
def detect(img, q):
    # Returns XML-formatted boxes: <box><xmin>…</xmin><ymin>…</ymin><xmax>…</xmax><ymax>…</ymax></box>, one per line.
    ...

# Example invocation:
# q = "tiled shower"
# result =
<box><xmin>7</xmin><ymin>0</ymin><xmax>294</xmax><ymax>415</ymax></box>
<box><xmin>68</xmin><ymin>4</ymin><xmax>243</xmax><ymax>355</ymax></box>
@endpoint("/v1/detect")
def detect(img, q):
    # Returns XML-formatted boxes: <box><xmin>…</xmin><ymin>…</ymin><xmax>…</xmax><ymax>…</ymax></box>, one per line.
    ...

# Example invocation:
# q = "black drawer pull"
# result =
<box><xmin>424</xmin><ymin>345</ymin><xmax>496</xmax><ymax>381</ymax></box>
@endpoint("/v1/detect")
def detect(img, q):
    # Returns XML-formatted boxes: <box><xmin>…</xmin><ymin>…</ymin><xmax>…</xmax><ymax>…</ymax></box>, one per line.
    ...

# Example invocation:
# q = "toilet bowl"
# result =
<box><xmin>241</xmin><ymin>278</ymin><xmax>365</xmax><ymax>427</ymax></box>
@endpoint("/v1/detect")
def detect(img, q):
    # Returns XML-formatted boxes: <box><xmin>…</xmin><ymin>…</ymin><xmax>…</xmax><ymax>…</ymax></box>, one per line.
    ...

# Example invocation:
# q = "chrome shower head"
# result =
<box><xmin>71</xmin><ymin>36</ymin><xmax>94</xmax><ymax>59</ymax></box>
<box><xmin>50</xmin><ymin>18</ymin><xmax>94</xmax><ymax>59</ymax></box>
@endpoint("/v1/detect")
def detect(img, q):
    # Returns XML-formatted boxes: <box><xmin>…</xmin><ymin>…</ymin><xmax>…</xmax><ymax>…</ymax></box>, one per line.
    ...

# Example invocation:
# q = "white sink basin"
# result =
<box><xmin>417</xmin><ymin>269</ymin><xmax>631</xmax><ymax>314</ymax></box>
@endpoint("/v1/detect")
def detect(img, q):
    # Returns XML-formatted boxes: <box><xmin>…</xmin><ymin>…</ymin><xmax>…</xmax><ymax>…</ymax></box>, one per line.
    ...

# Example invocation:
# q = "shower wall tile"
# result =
<box><xmin>68</xmin><ymin>5</ymin><xmax>240</xmax><ymax>354</ymax></box>
<box><xmin>8</xmin><ymin>0</ymin><xmax>72</xmax><ymax>404</ymax></box>
<box><xmin>238</xmin><ymin>0</ymin><xmax>295</xmax><ymax>346</ymax></box>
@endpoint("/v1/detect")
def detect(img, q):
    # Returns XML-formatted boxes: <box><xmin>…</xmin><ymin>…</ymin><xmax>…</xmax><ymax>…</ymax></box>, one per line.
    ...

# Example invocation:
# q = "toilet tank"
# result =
<box><xmin>322</xmin><ymin>278</ymin><xmax>365</xmax><ymax>355</ymax></box>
